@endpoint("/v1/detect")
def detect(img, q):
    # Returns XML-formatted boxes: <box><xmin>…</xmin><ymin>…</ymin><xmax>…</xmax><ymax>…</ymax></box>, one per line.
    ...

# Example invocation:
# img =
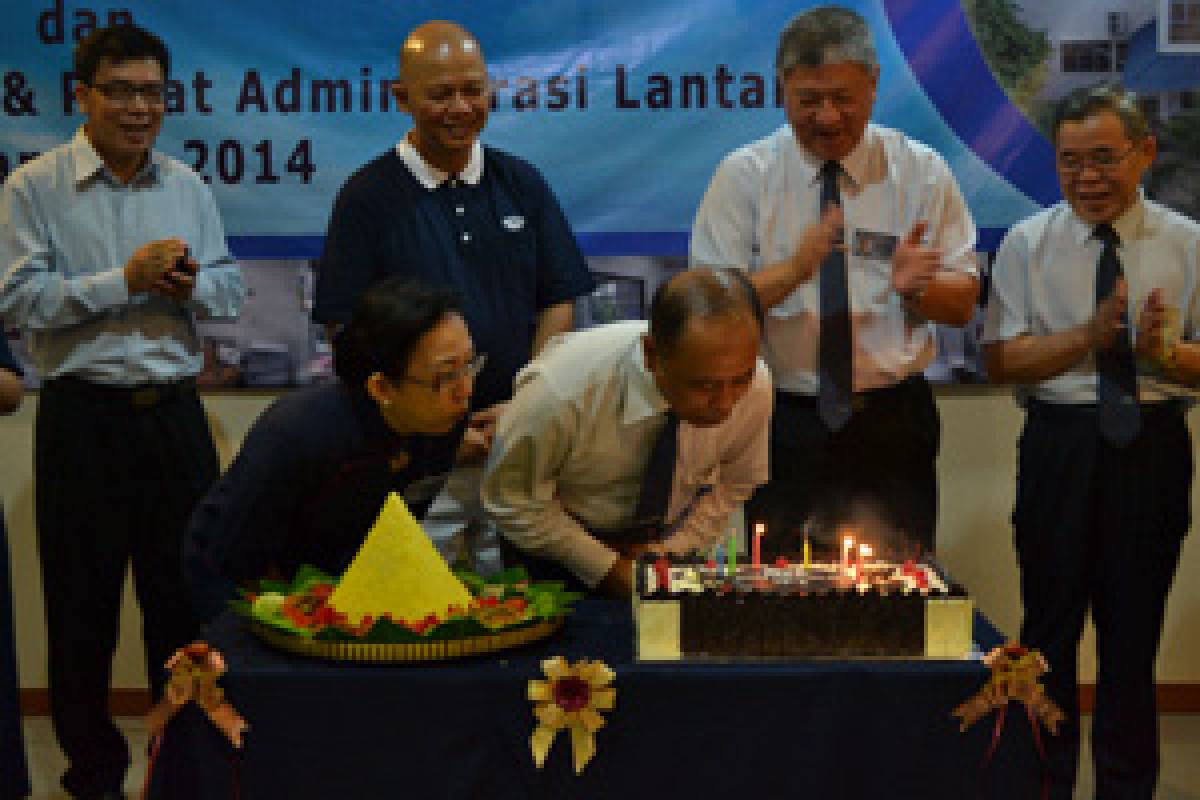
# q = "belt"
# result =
<box><xmin>777</xmin><ymin>374</ymin><xmax>928</xmax><ymax>412</ymax></box>
<box><xmin>1026</xmin><ymin>397</ymin><xmax>1184</xmax><ymax>419</ymax></box>
<box><xmin>45</xmin><ymin>376</ymin><xmax>197</xmax><ymax>409</ymax></box>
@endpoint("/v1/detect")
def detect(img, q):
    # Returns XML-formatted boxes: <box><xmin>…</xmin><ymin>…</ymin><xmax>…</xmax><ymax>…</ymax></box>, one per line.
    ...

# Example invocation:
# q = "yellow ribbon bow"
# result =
<box><xmin>528</xmin><ymin>656</ymin><xmax>616</xmax><ymax>774</ymax></box>
<box><xmin>144</xmin><ymin>642</ymin><xmax>249</xmax><ymax>748</ymax></box>
<box><xmin>953</xmin><ymin>643</ymin><xmax>1065</xmax><ymax>735</ymax></box>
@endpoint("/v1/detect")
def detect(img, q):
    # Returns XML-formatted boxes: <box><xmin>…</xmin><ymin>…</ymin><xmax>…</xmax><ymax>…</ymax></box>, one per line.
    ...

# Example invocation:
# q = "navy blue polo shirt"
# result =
<box><xmin>314</xmin><ymin>145</ymin><xmax>595</xmax><ymax>409</ymax></box>
<box><xmin>183</xmin><ymin>381</ymin><xmax>464</xmax><ymax>623</ymax></box>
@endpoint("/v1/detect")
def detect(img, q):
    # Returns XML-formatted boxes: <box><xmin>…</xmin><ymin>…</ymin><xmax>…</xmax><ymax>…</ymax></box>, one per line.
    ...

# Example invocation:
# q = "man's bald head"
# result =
<box><xmin>393</xmin><ymin>20</ymin><xmax>490</xmax><ymax>173</ymax></box>
<box><xmin>649</xmin><ymin>268</ymin><xmax>763</xmax><ymax>355</ymax></box>
<box><xmin>644</xmin><ymin>269</ymin><xmax>763</xmax><ymax>428</ymax></box>
<box><xmin>399</xmin><ymin>21</ymin><xmax>485</xmax><ymax>81</ymax></box>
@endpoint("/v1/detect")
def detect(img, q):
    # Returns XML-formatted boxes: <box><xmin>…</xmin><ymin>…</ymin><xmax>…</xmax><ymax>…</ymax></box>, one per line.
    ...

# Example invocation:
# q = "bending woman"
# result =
<box><xmin>185</xmin><ymin>277</ymin><xmax>479</xmax><ymax>624</ymax></box>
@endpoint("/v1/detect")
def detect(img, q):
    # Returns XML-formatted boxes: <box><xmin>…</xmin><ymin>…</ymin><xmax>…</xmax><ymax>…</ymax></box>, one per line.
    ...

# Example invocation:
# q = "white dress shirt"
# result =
<box><xmin>481</xmin><ymin>320</ymin><xmax>773</xmax><ymax>587</ymax></box>
<box><xmin>691</xmin><ymin>123</ymin><xmax>978</xmax><ymax>393</ymax></box>
<box><xmin>982</xmin><ymin>193</ymin><xmax>1200</xmax><ymax>404</ymax></box>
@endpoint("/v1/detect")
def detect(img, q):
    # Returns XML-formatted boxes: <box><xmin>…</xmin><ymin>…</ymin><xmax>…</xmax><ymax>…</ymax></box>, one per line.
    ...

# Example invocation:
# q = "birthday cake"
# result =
<box><xmin>634</xmin><ymin>553</ymin><xmax>973</xmax><ymax>660</ymax></box>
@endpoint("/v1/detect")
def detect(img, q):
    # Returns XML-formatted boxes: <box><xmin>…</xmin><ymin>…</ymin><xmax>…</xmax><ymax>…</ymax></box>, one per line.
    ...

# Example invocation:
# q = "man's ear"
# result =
<box><xmin>74</xmin><ymin>83</ymin><xmax>91</xmax><ymax>116</ymax></box>
<box><xmin>391</xmin><ymin>80</ymin><xmax>410</xmax><ymax>113</ymax></box>
<box><xmin>365</xmin><ymin>372</ymin><xmax>390</xmax><ymax>406</ymax></box>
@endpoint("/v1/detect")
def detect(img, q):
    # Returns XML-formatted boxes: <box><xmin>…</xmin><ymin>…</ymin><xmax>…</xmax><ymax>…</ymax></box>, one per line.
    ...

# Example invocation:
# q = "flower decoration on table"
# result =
<box><xmin>952</xmin><ymin>642</ymin><xmax>1065</xmax><ymax>735</ymax></box>
<box><xmin>144</xmin><ymin>642</ymin><xmax>248</xmax><ymax>747</ymax></box>
<box><xmin>528</xmin><ymin>656</ymin><xmax>616</xmax><ymax>774</ymax></box>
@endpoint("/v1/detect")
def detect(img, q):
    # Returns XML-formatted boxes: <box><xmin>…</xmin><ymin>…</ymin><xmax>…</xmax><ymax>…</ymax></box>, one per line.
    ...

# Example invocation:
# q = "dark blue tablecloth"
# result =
<box><xmin>147</xmin><ymin>598</ymin><xmax>1042</xmax><ymax>799</ymax></box>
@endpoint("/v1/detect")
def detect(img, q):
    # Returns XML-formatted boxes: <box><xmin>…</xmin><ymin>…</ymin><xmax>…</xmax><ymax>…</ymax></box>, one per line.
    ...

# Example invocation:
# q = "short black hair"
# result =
<box><xmin>333</xmin><ymin>277</ymin><xmax>463</xmax><ymax>386</ymax></box>
<box><xmin>1052</xmin><ymin>83</ymin><xmax>1149</xmax><ymax>143</ymax></box>
<box><xmin>74</xmin><ymin>24</ymin><xmax>170</xmax><ymax>86</ymax></box>
<box><xmin>649</xmin><ymin>267</ymin><xmax>764</xmax><ymax>354</ymax></box>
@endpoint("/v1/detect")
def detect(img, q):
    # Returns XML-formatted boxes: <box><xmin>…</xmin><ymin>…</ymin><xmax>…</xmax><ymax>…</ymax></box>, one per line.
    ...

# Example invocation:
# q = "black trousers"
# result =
<box><xmin>1014</xmin><ymin>402</ymin><xmax>1189</xmax><ymax>800</ymax></box>
<box><xmin>36</xmin><ymin>378</ymin><xmax>218</xmax><ymax>798</ymax></box>
<box><xmin>1</xmin><ymin>510</ymin><xmax>30</xmax><ymax>800</ymax></box>
<box><xmin>745</xmin><ymin>376</ymin><xmax>941</xmax><ymax>556</ymax></box>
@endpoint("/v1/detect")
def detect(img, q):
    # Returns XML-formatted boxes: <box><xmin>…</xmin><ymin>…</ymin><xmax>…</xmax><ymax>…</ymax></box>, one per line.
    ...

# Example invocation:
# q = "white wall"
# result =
<box><xmin>2</xmin><ymin>388</ymin><xmax>1198</xmax><ymax>689</ymax></box>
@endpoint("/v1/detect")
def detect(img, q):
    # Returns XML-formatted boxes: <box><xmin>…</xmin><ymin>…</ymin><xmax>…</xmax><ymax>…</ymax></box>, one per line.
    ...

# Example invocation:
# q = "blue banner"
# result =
<box><xmin>1</xmin><ymin>0</ymin><xmax>1064</xmax><ymax>257</ymax></box>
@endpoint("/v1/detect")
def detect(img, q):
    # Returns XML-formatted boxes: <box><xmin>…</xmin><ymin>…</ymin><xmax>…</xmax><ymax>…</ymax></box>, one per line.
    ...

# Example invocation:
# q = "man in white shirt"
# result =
<box><xmin>481</xmin><ymin>269</ymin><xmax>772</xmax><ymax>597</ymax></box>
<box><xmin>982</xmin><ymin>85</ymin><xmax>1200</xmax><ymax>800</ymax></box>
<box><xmin>691</xmin><ymin>6</ymin><xmax>978</xmax><ymax>555</ymax></box>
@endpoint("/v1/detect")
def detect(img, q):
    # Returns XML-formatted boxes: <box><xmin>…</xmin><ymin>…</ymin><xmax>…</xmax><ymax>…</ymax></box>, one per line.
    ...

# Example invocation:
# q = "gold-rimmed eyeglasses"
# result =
<box><xmin>399</xmin><ymin>353</ymin><xmax>486</xmax><ymax>394</ymax></box>
<box><xmin>1056</xmin><ymin>146</ymin><xmax>1137</xmax><ymax>175</ymax></box>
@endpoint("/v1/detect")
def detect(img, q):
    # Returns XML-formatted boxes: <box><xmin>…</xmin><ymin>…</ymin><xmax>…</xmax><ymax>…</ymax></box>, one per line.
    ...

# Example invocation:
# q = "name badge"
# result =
<box><xmin>502</xmin><ymin>215</ymin><xmax>526</xmax><ymax>232</ymax></box>
<box><xmin>853</xmin><ymin>229</ymin><xmax>898</xmax><ymax>260</ymax></box>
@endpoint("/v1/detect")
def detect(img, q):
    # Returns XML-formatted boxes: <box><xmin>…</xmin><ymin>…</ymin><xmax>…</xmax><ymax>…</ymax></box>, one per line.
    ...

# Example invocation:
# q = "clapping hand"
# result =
<box><xmin>891</xmin><ymin>221</ymin><xmax>940</xmax><ymax>298</ymax></box>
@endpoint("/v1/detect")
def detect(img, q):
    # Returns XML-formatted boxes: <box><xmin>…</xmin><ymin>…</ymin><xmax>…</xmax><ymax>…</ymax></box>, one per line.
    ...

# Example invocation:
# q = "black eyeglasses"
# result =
<box><xmin>397</xmin><ymin>353</ymin><xmax>487</xmax><ymax>394</ymax></box>
<box><xmin>1056</xmin><ymin>146</ymin><xmax>1137</xmax><ymax>175</ymax></box>
<box><xmin>90</xmin><ymin>81</ymin><xmax>167</xmax><ymax>107</ymax></box>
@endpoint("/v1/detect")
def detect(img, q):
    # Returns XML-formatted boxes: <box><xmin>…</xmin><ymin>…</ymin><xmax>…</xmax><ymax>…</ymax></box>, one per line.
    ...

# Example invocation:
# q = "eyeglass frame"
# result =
<box><xmin>394</xmin><ymin>353</ymin><xmax>487</xmax><ymax>394</ymax></box>
<box><xmin>88</xmin><ymin>80</ymin><xmax>168</xmax><ymax>107</ymax></box>
<box><xmin>1055</xmin><ymin>144</ymin><xmax>1139</xmax><ymax>175</ymax></box>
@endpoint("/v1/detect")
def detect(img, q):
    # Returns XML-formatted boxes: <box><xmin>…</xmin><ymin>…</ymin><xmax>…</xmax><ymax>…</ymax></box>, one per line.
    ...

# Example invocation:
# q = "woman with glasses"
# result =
<box><xmin>184</xmin><ymin>277</ymin><xmax>480</xmax><ymax>624</ymax></box>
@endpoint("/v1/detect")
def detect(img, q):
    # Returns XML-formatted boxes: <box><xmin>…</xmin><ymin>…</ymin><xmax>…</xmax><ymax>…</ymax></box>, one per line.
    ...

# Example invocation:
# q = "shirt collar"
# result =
<box><xmin>797</xmin><ymin>123</ymin><xmax>873</xmax><ymax>190</ymax></box>
<box><xmin>395</xmin><ymin>133</ymin><xmax>484</xmax><ymax>190</ymax></box>
<box><xmin>1069</xmin><ymin>190</ymin><xmax>1148</xmax><ymax>247</ymax></box>
<box><xmin>622</xmin><ymin>336</ymin><xmax>670</xmax><ymax>426</ymax></box>
<box><xmin>69</xmin><ymin>127</ymin><xmax>162</xmax><ymax>188</ymax></box>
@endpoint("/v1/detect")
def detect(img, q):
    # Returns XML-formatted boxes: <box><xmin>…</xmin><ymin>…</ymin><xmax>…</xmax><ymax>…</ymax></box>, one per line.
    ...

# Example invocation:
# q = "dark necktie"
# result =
<box><xmin>1093</xmin><ymin>223</ymin><xmax>1141</xmax><ymax>446</ymax></box>
<box><xmin>818</xmin><ymin>160</ymin><xmax>852</xmax><ymax>431</ymax></box>
<box><xmin>632</xmin><ymin>410</ymin><xmax>679</xmax><ymax>528</ymax></box>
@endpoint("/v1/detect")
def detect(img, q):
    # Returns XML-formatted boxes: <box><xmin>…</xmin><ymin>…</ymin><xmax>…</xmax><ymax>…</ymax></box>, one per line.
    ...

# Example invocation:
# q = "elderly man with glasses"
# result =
<box><xmin>690</xmin><ymin>5</ymin><xmax>979</xmax><ymax>558</ymax></box>
<box><xmin>983</xmin><ymin>84</ymin><xmax>1200</xmax><ymax>800</ymax></box>
<box><xmin>0</xmin><ymin>23</ymin><xmax>243</xmax><ymax>800</ymax></box>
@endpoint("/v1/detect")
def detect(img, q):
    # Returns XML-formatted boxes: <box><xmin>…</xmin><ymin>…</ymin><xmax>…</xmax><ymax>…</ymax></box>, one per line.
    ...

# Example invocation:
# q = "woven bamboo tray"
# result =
<box><xmin>249</xmin><ymin>617</ymin><xmax>565</xmax><ymax>663</ymax></box>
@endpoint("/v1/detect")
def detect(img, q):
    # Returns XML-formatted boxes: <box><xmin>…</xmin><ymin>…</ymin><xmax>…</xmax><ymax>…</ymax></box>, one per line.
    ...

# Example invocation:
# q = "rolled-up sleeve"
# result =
<box><xmin>663</xmin><ymin>363</ymin><xmax>772</xmax><ymax>554</ymax></box>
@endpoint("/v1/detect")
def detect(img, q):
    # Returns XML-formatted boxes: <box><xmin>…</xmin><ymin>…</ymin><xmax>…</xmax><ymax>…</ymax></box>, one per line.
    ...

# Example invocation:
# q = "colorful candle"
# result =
<box><xmin>752</xmin><ymin>523</ymin><xmax>765</xmax><ymax>570</ymax></box>
<box><xmin>803</xmin><ymin>534</ymin><xmax>812</xmax><ymax>571</ymax></box>
<box><xmin>728</xmin><ymin>531</ymin><xmax>738</xmax><ymax>577</ymax></box>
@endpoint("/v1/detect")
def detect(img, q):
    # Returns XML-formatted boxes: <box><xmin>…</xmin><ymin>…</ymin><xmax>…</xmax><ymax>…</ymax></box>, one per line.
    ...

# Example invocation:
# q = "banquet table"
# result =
<box><xmin>146</xmin><ymin>597</ymin><xmax>1043</xmax><ymax>799</ymax></box>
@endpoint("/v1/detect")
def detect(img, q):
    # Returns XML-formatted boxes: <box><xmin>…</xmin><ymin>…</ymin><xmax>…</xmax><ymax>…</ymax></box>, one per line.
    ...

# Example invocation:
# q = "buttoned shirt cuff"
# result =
<box><xmin>563</xmin><ymin>536</ymin><xmax>620</xmax><ymax>588</ymax></box>
<box><xmin>86</xmin><ymin>267</ymin><xmax>131</xmax><ymax>310</ymax></box>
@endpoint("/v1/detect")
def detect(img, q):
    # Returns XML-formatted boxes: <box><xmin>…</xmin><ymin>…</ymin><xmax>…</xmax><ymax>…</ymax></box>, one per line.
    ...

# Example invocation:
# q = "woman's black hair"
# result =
<box><xmin>332</xmin><ymin>277</ymin><xmax>463</xmax><ymax>386</ymax></box>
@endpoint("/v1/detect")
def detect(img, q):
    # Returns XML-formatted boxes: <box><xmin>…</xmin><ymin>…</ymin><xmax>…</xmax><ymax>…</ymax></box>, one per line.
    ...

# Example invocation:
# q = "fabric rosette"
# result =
<box><xmin>528</xmin><ymin>656</ymin><xmax>616</xmax><ymax>774</ymax></box>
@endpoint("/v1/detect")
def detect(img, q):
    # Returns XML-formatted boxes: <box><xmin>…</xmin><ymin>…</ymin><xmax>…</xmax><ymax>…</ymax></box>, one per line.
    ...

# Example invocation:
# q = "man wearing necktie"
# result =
<box><xmin>983</xmin><ymin>85</ymin><xmax>1200</xmax><ymax>800</ymax></box>
<box><xmin>482</xmin><ymin>269</ymin><xmax>772</xmax><ymax>597</ymax></box>
<box><xmin>314</xmin><ymin>22</ymin><xmax>594</xmax><ymax>576</ymax></box>
<box><xmin>691</xmin><ymin>6</ymin><xmax>980</xmax><ymax>556</ymax></box>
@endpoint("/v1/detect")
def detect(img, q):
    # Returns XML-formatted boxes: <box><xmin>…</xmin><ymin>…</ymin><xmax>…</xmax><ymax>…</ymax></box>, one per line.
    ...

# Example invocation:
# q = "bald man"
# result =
<box><xmin>482</xmin><ymin>269</ymin><xmax>772</xmax><ymax>597</ymax></box>
<box><xmin>315</xmin><ymin>22</ymin><xmax>594</xmax><ymax>571</ymax></box>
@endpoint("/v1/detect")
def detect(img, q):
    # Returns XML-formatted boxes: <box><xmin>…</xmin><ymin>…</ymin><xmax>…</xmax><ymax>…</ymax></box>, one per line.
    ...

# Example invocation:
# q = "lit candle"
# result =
<box><xmin>803</xmin><ymin>534</ymin><xmax>812</xmax><ymax>571</ymax></box>
<box><xmin>858</xmin><ymin>542</ymin><xmax>872</xmax><ymax>567</ymax></box>
<box><xmin>841</xmin><ymin>531</ymin><xmax>855</xmax><ymax>570</ymax></box>
<box><xmin>752</xmin><ymin>523</ymin><xmax>765</xmax><ymax>570</ymax></box>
